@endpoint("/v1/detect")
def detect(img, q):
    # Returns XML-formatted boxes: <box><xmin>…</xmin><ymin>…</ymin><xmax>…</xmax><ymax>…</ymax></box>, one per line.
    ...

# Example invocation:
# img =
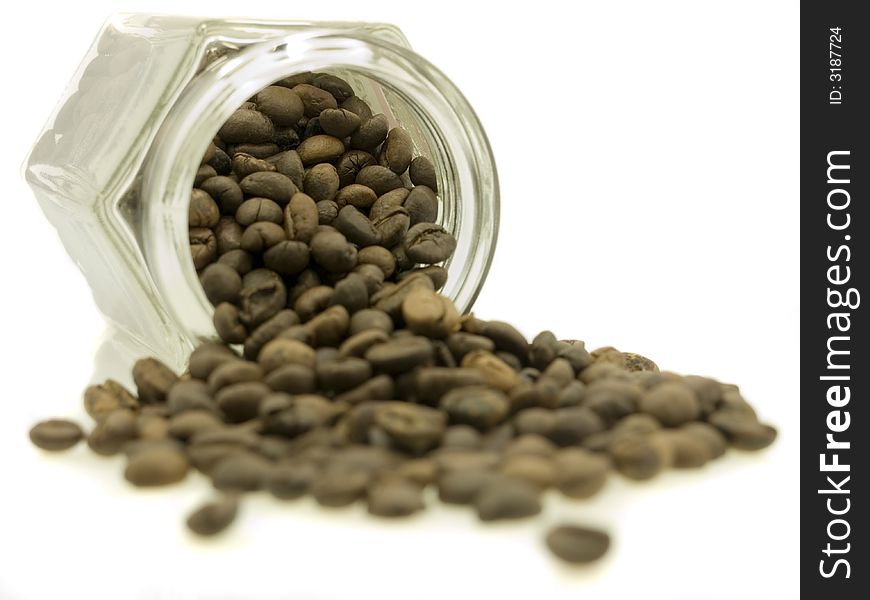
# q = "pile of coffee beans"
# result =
<box><xmin>189</xmin><ymin>71</ymin><xmax>451</xmax><ymax>357</ymax></box>
<box><xmin>28</xmin><ymin>72</ymin><xmax>777</xmax><ymax>567</ymax></box>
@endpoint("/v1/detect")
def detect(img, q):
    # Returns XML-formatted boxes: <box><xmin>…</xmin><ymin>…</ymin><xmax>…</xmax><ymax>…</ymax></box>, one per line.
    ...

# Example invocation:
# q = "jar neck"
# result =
<box><xmin>142</xmin><ymin>30</ymin><xmax>499</xmax><ymax>346</ymax></box>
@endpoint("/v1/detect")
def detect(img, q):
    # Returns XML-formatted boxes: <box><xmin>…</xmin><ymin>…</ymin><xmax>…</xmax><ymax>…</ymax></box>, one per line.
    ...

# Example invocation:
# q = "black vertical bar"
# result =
<box><xmin>802</xmin><ymin>2</ymin><xmax>867</xmax><ymax>597</ymax></box>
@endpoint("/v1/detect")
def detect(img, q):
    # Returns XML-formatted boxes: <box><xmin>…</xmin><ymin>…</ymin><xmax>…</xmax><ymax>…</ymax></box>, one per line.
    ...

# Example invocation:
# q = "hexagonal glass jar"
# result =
<box><xmin>25</xmin><ymin>14</ymin><xmax>499</xmax><ymax>370</ymax></box>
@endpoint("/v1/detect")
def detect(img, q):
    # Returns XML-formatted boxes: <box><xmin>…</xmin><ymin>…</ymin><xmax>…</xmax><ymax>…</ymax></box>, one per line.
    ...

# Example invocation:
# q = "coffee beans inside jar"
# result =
<box><xmin>28</xmin><ymin>71</ymin><xmax>776</xmax><ymax>567</ymax></box>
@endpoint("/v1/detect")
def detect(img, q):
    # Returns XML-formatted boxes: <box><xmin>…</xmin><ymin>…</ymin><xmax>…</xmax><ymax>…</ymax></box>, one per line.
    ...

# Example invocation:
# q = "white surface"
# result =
<box><xmin>0</xmin><ymin>1</ymin><xmax>799</xmax><ymax>599</ymax></box>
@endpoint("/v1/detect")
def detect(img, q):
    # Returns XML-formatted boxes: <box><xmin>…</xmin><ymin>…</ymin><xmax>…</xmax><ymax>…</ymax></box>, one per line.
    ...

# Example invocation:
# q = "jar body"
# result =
<box><xmin>25</xmin><ymin>14</ymin><xmax>499</xmax><ymax>370</ymax></box>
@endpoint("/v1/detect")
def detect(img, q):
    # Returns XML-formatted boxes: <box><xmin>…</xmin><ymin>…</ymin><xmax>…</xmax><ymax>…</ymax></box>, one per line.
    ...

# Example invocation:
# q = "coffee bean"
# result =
<box><xmin>264</xmin><ymin>363</ymin><xmax>317</xmax><ymax>394</ymax></box>
<box><xmin>211</xmin><ymin>453</ymin><xmax>272</xmax><ymax>491</ymax></box>
<box><xmin>258</xmin><ymin>338</ymin><xmax>316</xmax><ymax>373</ymax></box>
<box><xmin>440</xmin><ymin>386</ymin><xmax>510</xmax><ymax>430</ymax></box>
<box><xmin>402</xmin><ymin>287</ymin><xmax>460</xmax><ymax>339</ymax></box>
<box><xmin>231</xmin><ymin>153</ymin><xmax>276</xmax><ymax>178</ymax></box>
<box><xmin>306</xmin><ymin>305</ymin><xmax>351</xmax><ymax>347</ymax></box>
<box><xmin>349</xmin><ymin>308</ymin><xmax>394</xmax><ymax>335</ymax></box>
<box><xmin>263</xmin><ymin>241</ymin><xmax>310</xmax><ymax>275</ymax></box>
<box><xmin>336</xmin><ymin>150</ymin><xmax>377</xmax><ymax>187</ymax></box>
<box><xmin>243</xmin><ymin>309</ymin><xmax>300</xmax><ymax>360</ymax></box>
<box><xmin>652</xmin><ymin>430</ymin><xmax>710</xmax><ymax>468</ymax></box>
<box><xmin>212</xmin><ymin>303</ymin><xmax>246</xmax><ymax>344</ymax></box>
<box><xmin>214</xmin><ymin>217</ymin><xmax>243</xmax><ymax>254</ymax></box>
<box><xmin>319</xmin><ymin>108</ymin><xmax>361</xmax><ymax>138</ymax></box>
<box><xmin>168</xmin><ymin>410</ymin><xmax>224</xmax><ymax>441</ymax></box>
<box><xmin>200</xmin><ymin>176</ymin><xmax>244</xmax><ymax>214</ymax></box>
<box><xmin>350</xmin><ymin>114</ymin><xmax>389</xmax><ymax>151</ymax></box>
<box><xmin>238</xmin><ymin>270</ymin><xmax>287</xmax><ymax>328</ymax></box>
<box><xmin>303</xmin><ymin>163</ymin><xmax>340</xmax><ymax>202</ymax></box>
<box><xmin>584</xmin><ymin>380</ymin><xmax>643</xmax><ymax>426</ymax></box>
<box><xmin>331</xmin><ymin>273</ymin><xmax>369</xmax><ymax>314</ymax></box>
<box><xmin>29</xmin><ymin>419</ymin><xmax>84</xmax><ymax>451</ymax></box>
<box><xmin>317</xmin><ymin>357</ymin><xmax>372</xmax><ymax>393</ymax></box>
<box><xmin>218</xmin><ymin>249</ymin><xmax>254</xmax><ymax>274</ymax></box>
<box><xmin>365</xmin><ymin>336</ymin><xmax>434</xmax><ymax>374</ymax></box>
<box><xmin>208</xmin><ymin>147</ymin><xmax>232</xmax><ymax>175</ymax></box>
<box><xmin>441</xmin><ymin>424</ymin><xmax>483</xmax><ymax>449</ymax></box>
<box><xmin>639</xmin><ymin>382</ymin><xmax>700</xmax><ymax>427</ymax></box>
<box><xmin>374</xmin><ymin>402</ymin><xmax>446</xmax><ymax>454</ymax></box>
<box><xmin>414</xmin><ymin>367</ymin><xmax>486</xmax><ymax>404</ymax></box>
<box><xmin>370</xmin><ymin>187</ymin><xmax>410</xmax><ymax>220</ymax></box>
<box><xmin>438</xmin><ymin>469</ymin><xmax>498</xmax><ymax>505</ymax></box>
<box><xmin>215</xmin><ymin>381</ymin><xmax>270</xmax><ymax>422</ymax></box>
<box><xmin>335</xmin><ymin>205</ymin><xmax>380</xmax><ymax>247</ymax></box>
<box><xmin>379</xmin><ymin>127</ymin><xmax>413</xmax><ymax>174</ymax></box>
<box><xmin>680</xmin><ymin>421</ymin><xmax>728</xmax><ymax>459</ymax></box>
<box><xmin>461</xmin><ymin>350</ymin><xmax>520</xmax><ymax>392</ymax></box>
<box><xmin>267</xmin><ymin>462</ymin><xmax>318</xmax><ymax>499</ymax></box>
<box><xmin>316</xmin><ymin>200</ymin><xmax>339</xmax><ymax>225</ymax></box>
<box><xmin>356</xmin><ymin>165</ymin><xmax>403</xmax><ymax>196</ymax></box>
<box><xmin>475</xmin><ymin>477</ymin><xmax>542</xmax><ymax>521</ymax></box>
<box><xmin>207</xmin><ymin>361</ymin><xmax>263</xmax><ymax>395</ymax></box>
<box><xmin>218</xmin><ymin>108</ymin><xmax>275</xmax><ymax>144</ymax></box>
<box><xmin>255</xmin><ymin>85</ymin><xmax>304</xmax><ymax>126</ymax></box>
<box><xmin>132</xmin><ymin>357</ymin><xmax>177</xmax><ymax>404</ymax></box>
<box><xmin>366</xmin><ymin>477</ymin><xmax>424</xmax><ymax>518</ymax></box>
<box><xmin>409</xmin><ymin>156</ymin><xmax>438</xmax><ymax>191</ymax></box>
<box><xmin>186</xmin><ymin>495</ymin><xmax>239</xmax><ymax>536</ymax></box>
<box><xmin>311</xmin><ymin>73</ymin><xmax>354</xmax><ymax>103</ymax></box>
<box><xmin>240</xmin><ymin>222</ymin><xmax>285</xmax><ymax>253</ymax></box>
<box><xmin>546</xmin><ymin>525</ymin><xmax>611</xmax><ymax>564</ymax></box>
<box><xmin>311</xmin><ymin>467</ymin><xmax>371</xmax><ymax>507</ymax></box>
<box><xmin>296</xmin><ymin>135</ymin><xmax>345</xmax><ymax>166</ymax></box>
<box><xmin>200</xmin><ymin>263</ymin><xmax>242</xmax><ymax>306</ymax></box>
<box><xmin>235</xmin><ymin>197</ymin><xmax>283</xmax><ymax>226</ymax></box>
<box><xmin>189</xmin><ymin>227</ymin><xmax>217</xmax><ymax>270</ymax></box>
<box><xmin>480</xmin><ymin>321</ymin><xmax>529</xmax><ymax>361</ymax></box>
<box><xmin>357</xmin><ymin>246</ymin><xmax>396</xmax><ymax>278</ymax></box>
<box><xmin>293</xmin><ymin>83</ymin><xmax>338</xmax><ymax>117</ymax></box>
<box><xmin>554</xmin><ymin>448</ymin><xmax>610</xmax><ymax>498</ymax></box>
<box><xmin>266</xmin><ymin>150</ymin><xmax>305</xmax><ymax>188</ymax></box>
<box><xmin>239</xmin><ymin>172</ymin><xmax>297</xmax><ymax>205</ymax></box>
<box><xmin>310</xmin><ymin>230</ymin><xmax>358</xmax><ymax>273</ymax></box>
<box><xmin>124</xmin><ymin>446</ymin><xmax>190</xmax><ymax>486</ymax></box>
<box><xmin>395</xmin><ymin>459</ymin><xmax>438</xmax><ymax>487</ymax></box>
<box><xmin>404</xmin><ymin>186</ymin><xmax>438</xmax><ymax>225</ymax></box>
<box><xmin>446</xmin><ymin>332</ymin><xmax>496</xmax><ymax>361</ymax></box>
<box><xmin>340</xmin><ymin>95</ymin><xmax>373</xmax><ymax>120</ymax></box>
<box><xmin>83</xmin><ymin>380</ymin><xmax>138</xmax><ymax>421</ymax></box>
<box><xmin>372</xmin><ymin>206</ymin><xmax>411</xmax><ymax>249</ymax></box>
<box><xmin>189</xmin><ymin>189</ymin><xmax>220</xmax><ymax>228</ymax></box>
<box><xmin>187</xmin><ymin>343</ymin><xmax>237</xmax><ymax>381</ymax></box>
<box><xmin>549</xmin><ymin>407</ymin><xmax>606</xmax><ymax>446</ymax></box>
<box><xmin>609</xmin><ymin>434</ymin><xmax>671</xmax><ymax>480</ymax></box>
<box><xmin>708</xmin><ymin>411</ymin><xmax>777</xmax><ymax>450</ymax></box>
<box><xmin>504</xmin><ymin>434</ymin><xmax>558</xmax><ymax>458</ymax></box>
<box><xmin>500</xmin><ymin>454</ymin><xmax>558</xmax><ymax>489</ymax></box>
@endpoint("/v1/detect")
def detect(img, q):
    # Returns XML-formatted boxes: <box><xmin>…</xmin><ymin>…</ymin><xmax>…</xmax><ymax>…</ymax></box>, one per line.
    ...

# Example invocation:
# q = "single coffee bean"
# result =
<box><xmin>293</xmin><ymin>83</ymin><xmax>338</xmax><ymax>117</ymax></box>
<box><xmin>215</xmin><ymin>381</ymin><xmax>270</xmax><ymax>423</ymax></box>
<box><xmin>231</xmin><ymin>152</ymin><xmax>276</xmax><ymax>178</ymax></box>
<box><xmin>357</xmin><ymin>245</ymin><xmax>396</xmax><ymax>278</ymax></box>
<box><xmin>350</xmin><ymin>114</ymin><xmax>389</xmax><ymax>151</ymax></box>
<box><xmin>263</xmin><ymin>240</ymin><xmax>310</xmax><ymax>275</ymax></box>
<box><xmin>218</xmin><ymin>249</ymin><xmax>254</xmax><ymax>275</ymax></box>
<box><xmin>371</xmin><ymin>273</ymin><xmax>434</xmax><ymax>319</ymax></box>
<box><xmin>340</xmin><ymin>95</ymin><xmax>373</xmax><ymax>120</ymax></box>
<box><xmin>186</xmin><ymin>495</ymin><xmax>239</xmax><ymax>536</ymax></box>
<box><xmin>311</xmin><ymin>73</ymin><xmax>355</xmax><ymax>103</ymax></box>
<box><xmin>365</xmin><ymin>336</ymin><xmax>434</xmax><ymax>375</ymax></box>
<box><xmin>211</xmin><ymin>452</ymin><xmax>272</xmax><ymax>491</ymax></box>
<box><xmin>440</xmin><ymin>386</ymin><xmax>510</xmax><ymax>430</ymax></box>
<box><xmin>319</xmin><ymin>107</ymin><xmax>361</xmax><ymax>138</ymax></box>
<box><xmin>305</xmin><ymin>305</ymin><xmax>351</xmax><ymax>347</ymax></box>
<box><xmin>372</xmin><ymin>206</ymin><xmax>411</xmax><ymax>249</ymax></box>
<box><xmin>461</xmin><ymin>350</ymin><xmax>520</xmax><ymax>392</ymax></box>
<box><xmin>352</xmin><ymin>263</ymin><xmax>386</xmax><ymax>295</ymax></box>
<box><xmin>240</xmin><ymin>221</ymin><xmax>285</xmax><ymax>252</ymax></box>
<box><xmin>317</xmin><ymin>357</ymin><xmax>372</xmax><ymax>393</ymax></box>
<box><xmin>207</xmin><ymin>360</ymin><xmax>264</xmax><ymax>394</ymax></box>
<box><xmin>403</xmin><ymin>186</ymin><xmax>438</xmax><ymax>225</ymax></box>
<box><xmin>583</xmin><ymin>380</ymin><xmax>643</xmax><ymax>426</ymax></box>
<box><xmin>167</xmin><ymin>380</ymin><xmax>219</xmax><ymax>415</ymax></box>
<box><xmin>334</xmin><ymin>183</ymin><xmax>377</xmax><ymax>210</ymax></box>
<box><xmin>374</xmin><ymin>401</ymin><xmax>446</xmax><ymax>454</ymax></box>
<box><xmin>369</xmin><ymin>187</ymin><xmax>410</xmax><ymax>220</ymax></box>
<box><xmin>296</xmin><ymin>135</ymin><xmax>345</xmax><ymax>166</ymax></box>
<box><xmin>310</xmin><ymin>230</ymin><xmax>358</xmax><ymax>273</ymax></box>
<box><xmin>239</xmin><ymin>172</ymin><xmax>297</xmax><ymax>205</ymax></box>
<box><xmin>379</xmin><ymin>127</ymin><xmax>413</xmax><ymax>174</ymax></box>
<box><xmin>189</xmin><ymin>189</ymin><xmax>220</xmax><ymax>228</ymax></box>
<box><xmin>333</xmin><ymin>374</ymin><xmax>395</xmax><ymax>406</ymax></box>
<box><xmin>238</xmin><ymin>270</ymin><xmax>287</xmax><ymax>328</ymax></box>
<box><xmin>303</xmin><ymin>163</ymin><xmax>340</xmax><ymax>202</ymax></box>
<box><xmin>189</xmin><ymin>227</ymin><xmax>217</xmax><ymax>270</ymax></box>
<box><xmin>680</xmin><ymin>421</ymin><xmax>728</xmax><ymax>459</ymax></box>
<box><xmin>29</xmin><ymin>419</ymin><xmax>84</xmax><ymax>451</ymax></box>
<box><xmin>230</xmin><ymin>143</ymin><xmax>281</xmax><ymax>159</ymax></box>
<box><xmin>200</xmin><ymin>176</ymin><xmax>244</xmax><ymax>214</ymax></box>
<box><xmin>349</xmin><ymin>308</ymin><xmax>394</xmax><ymax>335</ymax></box>
<box><xmin>475</xmin><ymin>477</ymin><xmax>542</xmax><ymax>521</ymax></box>
<box><xmin>402</xmin><ymin>222</ymin><xmax>457</xmax><ymax>265</ymax></box>
<box><xmin>554</xmin><ymin>448</ymin><xmax>610</xmax><ymax>498</ymax></box>
<box><xmin>218</xmin><ymin>108</ymin><xmax>275</xmax><ymax>144</ymax></box>
<box><xmin>336</xmin><ymin>150</ymin><xmax>377</xmax><ymax>187</ymax></box>
<box><xmin>503</xmin><ymin>434</ymin><xmax>558</xmax><ymax>458</ymax></box>
<box><xmin>255</xmin><ymin>85</ymin><xmax>304</xmax><ymax>126</ymax></box>
<box><xmin>707</xmin><ymin>411</ymin><xmax>777</xmax><ymax>450</ymax></box>
<box><xmin>546</xmin><ymin>525</ymin><xmax>611</xmax><ymax>564</ymax></box>
<box><xmin>213</xmin><ymin>302</ymin><xmax>247</xmax><ymax>344</ymax></box>
<box><xmin>267</xmin><ymin>150</ymin><xmax>305</xmax><ymax>188</ymax></box>
<box><xmin>167</xmin><ymin>410</ymin><xmax>224</xmax><ymax>441</ymax></box>
<box><xmin>331</xmin><ymin>273</ymin><xmax>369</xmax><ymax>314</ymax></box>
<box><xmin>368</xmin><ymin>478</ymin><xmax>424</xmax><ymax>517</ymax></box>
<box><xmin>235</xmin><ymin>197</ymin><xmax>283</xmax><ymax>226</ymax></box>
<box><xmin>124</xmin><ymin>446</ymin><xmax>190</xmax><ymax>487</ymax></box>
<box><xmin>409</xmin><ymin>155</ymin><xmax>438</xmax><ymax>191</ymax></box>
<box><xmin>243</xmin><ymin>310</ymin><xmax>300</xmax><ymax>360</ymax></box>
<box><xmin>187</xmin><ymin>343</ymin><xmax>237</xmax><ymax>381</ymax></box>
<box><xmin>208</xmin><ymin>147</ymin><xmax>232</xmax><ymax>175</ymax></box>
<box><xmin>284</xmin><ymin>192</ymin><xmax>319</xmax><ymax>243</ymax></box>
<box><xmin>310</xmin><ymin>467</ymin><xmax>371</xmax><ymax>507</ymax></box>
<box><xmin>214</xmin><ymin>217</ymin><xmax>243</xmax><ymax>255</ymax></box>
<box><xmin>402</xmin><ymin>287</ymin><xmax>460</xmax><ymax>339</ymax></box>
<box><xmin>267</xmin><ymin>462</ymin><xmax>319</xmax><ymax>499</ymax></box>
<box><xmin>639</xmin><ymin>382</ymin><xmax>700</xmax><ymax>427</ymax></box>
<box><xmin>258</xmin><ymin>338</ymin><xmax>316</xmax><ymax>373</ymax></box>
<box><xmin>609</xmin><ymin>434</ymin><xmax>672</xmax><ymax>480</ymax></box>
<box><xmin>83</xmin><ymin>380</ymin><xmax>138</xmax><ymax>421</ymax></box>
<box><xmin>335</xmin><ymin>205</ymin><xmax>380</xmax><ymax>247</ymax></box>
<box><xmin>355</xmin><ymin>164</ymin><xmax>403</xmax><ymax>196</ymax></box>
<box><xmin>414</xmin><ymin>367</ymin><xmax>486</xmax><ymax>405</ymax></box>
<box><xmin>438</xmin><ymin>469</ymin><xmax>498</xmax><ymax>505</ymax></box>
<box><xmin>548</xmin><ymin>407</ymin><xmax>606</xmax><ymax>446</ymax></box>
<box><xmin>132</xmin><ymin>357</ymin><xmax>178</xmax><ymax>404</ymax></box>
<box><xmin>500</xmin><ymin>454</ymin><xmax>559</xmax><ymax>489</ymax></box>
<box><xmin>294</xmin><ymin>286</ymin><xmax>334</xmax><ymax>322</ymax></box>
<box><xmin>479</xmin><ymin>321</ymin><xmax>529</xmax><ymax>362</ymax></box>
<box><xmin>200</xmin><ymin>263</ymin><xmax>242</xmax><ymax>305</ymax></box>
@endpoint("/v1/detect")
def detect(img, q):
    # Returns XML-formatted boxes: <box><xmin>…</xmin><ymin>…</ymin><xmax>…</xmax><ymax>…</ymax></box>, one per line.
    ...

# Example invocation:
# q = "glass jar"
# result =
<box><xmin>24</xmin><ymin>14</ymin><xmax>499</xmax><ymax>370</ymax></box>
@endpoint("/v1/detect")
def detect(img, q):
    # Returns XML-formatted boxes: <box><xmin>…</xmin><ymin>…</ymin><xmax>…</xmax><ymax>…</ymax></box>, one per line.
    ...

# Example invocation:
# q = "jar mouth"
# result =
<box><xmin>141</xmin><ymin>30</ymin><xmax>499</xmax><ymax>347</ymax></box>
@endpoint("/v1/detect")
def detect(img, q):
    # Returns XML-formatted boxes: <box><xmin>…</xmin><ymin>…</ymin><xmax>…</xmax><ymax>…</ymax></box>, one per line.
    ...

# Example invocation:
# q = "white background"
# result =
<box><xmin>0</xmin><ymin>1</ymin><xmax>799</xmax><ymax>599</ymax></box>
